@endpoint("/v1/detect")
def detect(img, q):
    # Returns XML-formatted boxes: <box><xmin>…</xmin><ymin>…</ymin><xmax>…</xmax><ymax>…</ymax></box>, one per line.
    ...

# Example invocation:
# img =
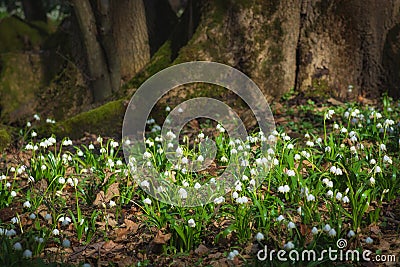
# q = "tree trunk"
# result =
<box><xmin>171</xmin><ymin>0</ymin><xmax>400</xmax><ymax>100</ymax></box>
<box><xmin>172</xmin><ymin>0</ymin><xmax>301</xmax><ymax>100</ymax></box>
<box><xmin>111</xmin><ymin>0</ymin><xmax>150</xmax><ymax>81</ymax></box>
<box><xmin>296</xmin><ymin>0</ymin><xmax>400</xmax><ymax>99</ymax></box>
<box><xmin>70</xmin><ymin>0</ymin><xmax>113</xmax><ymax>102</ymax></box>
<box><xmin>22</xmin><ymin>0</ymin><xmax>47</xmax><ymax>22</ymax></box>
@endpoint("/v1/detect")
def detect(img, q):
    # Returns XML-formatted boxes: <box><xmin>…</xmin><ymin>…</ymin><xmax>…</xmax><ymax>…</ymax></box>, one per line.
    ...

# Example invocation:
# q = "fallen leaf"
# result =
<box><xmin>195</xmin><ymin>244</ymin><xmax>209</xmax><ymax>256</ymax></box>
<box><xmin>153</xmin><ymin>230</ymin><xmax>171</xmax><ymax>244</ymax></box>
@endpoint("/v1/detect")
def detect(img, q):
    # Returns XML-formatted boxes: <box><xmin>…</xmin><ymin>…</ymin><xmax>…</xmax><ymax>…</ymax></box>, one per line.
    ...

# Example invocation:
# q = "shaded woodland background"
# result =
<box><xmin>1</xmin><ymin>0</ymin><xmax>400</xmax><ymax>147</ymax></box>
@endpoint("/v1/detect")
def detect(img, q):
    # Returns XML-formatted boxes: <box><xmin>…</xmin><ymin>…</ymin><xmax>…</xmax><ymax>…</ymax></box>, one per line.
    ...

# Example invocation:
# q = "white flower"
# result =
<box><xmin>220</xmin><ymin>156</ymin><xmax>228</xmax><ymax>162</ymax></box>
<box><xmin>325</xmin><ymin>110</ymin><xmax>335</xmax><ymax>119</ymax></box>
<box><xmin>294</xmin><ymin>154</ymin><xmax>301</xmax><ymax>160</ymax></box>
<box><xmin>188</xmin><ymin>218</ymin><xmax>196</xmax><ymax>228</ymax></box>
<box><xmin>336</xmin><ymin>192</ymin><xmax>343</xmax><ymax>201</ymax></box>
<box><xmin>6</xmin><ymin>229</ymin><xmax>16</xmax><ymax>236</ymax></box>
<box><xmin>255</xmin><ymin>232</ymin><xmax>264</xmax><ymax>241</ymax></box>
<box><xmin>11</xmin><ymin>191</ymin><xmax>17</xmax><ymax>197</ymax></box>
<box><xmin>311</xmin><ymin>227</ymin><xmax>319</xmax><ymax>235</ymax></box>
<box><xmin>286</xmin><ymin>144</ymin><xmax>294</xmax><ymax>149</ymax></box>
<box><xmin>284</xmin><ymin>241</ymin><xmax>295</xmax><ymax>250</ymax></box>
<box><xmin>62</xmin><ymin>239</ymin><xmax>71</xmax><ymax>248</ymax></box>
<box><xmin>306</xmin><ymin>141</ymin><xmax>314</xmax><ymax>147</ymax></box>
<box><xmin>288</xmin><ymin>222</ymin><xmax>296</xmax><ymax>229</ymax></box>
<box><xmin>232</xmin><ymin>191</ymin><xmax>239</xmax><ymax>199</ymax></box>
<box><xmin>305</xmin><ymin>133</ymin><xmax>310</xmax><ymax>138</ymax></box>
<box><xmin>25</xmin><ymin>144</ymin><xmax>34</xmax><ymax>150</ymax></box>
<box><xmin>197</xmin><ymin>155</ymin><xmax>204</xmax><ymax>162</ymax></box>
<box><xmin>175</xmin><ymin>147</ymin><xmax>183</xmax><ymax>156</ymax></box>
<box><xmin>143</xmin><ymin>198</ymin><xmax>152</xmax><ymax>205</ymax></box>
<box><xmin>143</xmin><ymin>152</ymin><xmax>152</xmax><ymax>159</ymax></box>
<box><xmin>59</xmin><ymin>216</ymin><xmax>72</xmax><ymax>226</ymax></box>
<box><xmin>297</xmin><ymin>207</ymin><xmax>302</xmax><ymax>215</ymax></box>
<box><xmin>214</xmin><ymin>196</ymin><xmax>225</xmax><ymax>204</ymax></box>
<box><xmin>369</xmin><ymin>177</ymin><xmax>375</xmax><ymax>185</ymax></box>
<box><xmin>365</xmin><ymin>237</ymin><xmax>373</xmax><ymax>244</ymax></box>
<box><xmin>307</xmin><ymin>194</ymin><xmax>316</xmax><ymax>201</ymax></box>
<box><xmin>330</xmin><ymin>166</ymin><xmax>343</xmax><ymax>176</ymax></box>
<box><xmin>323</xmin><ymin>224</ymin><xmax>331</xmax><ymax>232</ymax></box>
<box><xmin>375</xmin><ymin>166</ymin><xmax>381</xmax><ymax>173</ymax></box>
<box><xmin>194</xmin><ymin>182</ymin><xmax>201</xmax><ymax>189</ymax></box>
<box><xmin>29</xmin><ymin>213</ymin><xmax>36</xmax><ymax>220</ymax></box>
<box><xmin>178</xmin><ymin>188</ymin><xmax>187</xmax><ymax>199</ymax></box>
<box><xmin>23</xmin><ymin>249</ymin><xmax>33</xmax><ymax>258</ymax></box>
<box><xmin>301</xmin><ymin>151</ymin><xmax>310</xmax><ymax>158</ymax></box>
<box><xmin>350</xmin><ymin>146</ymin><xmax>357</xmax><ymax>153</ymax></box>
<box><xmin>140</xmin><ymin>180</ymin><xmax>150</xmax><ymax>188</ymax></box>
<box><xmin>347</xmin><ymin>230</ymin><xmax>355</xmax><ymax>238</ymax></box>
<box><xmin>342</xmin><ymin>196</ymin><xmax>350</xmax><ymax>203</ymax></box>
<box><xmin>236</xmin><ymin>196</ymin><xmax>249</xmax><ymax>204</ymax></box>
<box><xmin>110</xmin><ymin>141</ymin><xmax>119</xmax><ymax>148</ymax></box>
<box><xmin>328</xmin><ymin>228</ymin><xmax>337</xmax><ymax>237</ymax></box>
<box><xmin>45</xmin><ymin>214</ymin><xmax>52</xmax><ymax>220</ymax></box>
<box><xmin>276</xmin><ymin>215</ymin><xmax>285</xmax><ymax>222</ymax></box>
<box><xmin>216</xmin><ymin>124</ymin><xmax>225</xmax><ymax>133</ymax></box>
<box><xmin>286</xmin><ymin>170</ymin><xmax>296</xmax><ymax>177</ymax></box>
<box><xmin>369</xmin><ymin>159</ymin><xmax>376</xmax><ymax>165</ymax></box>
<box><xmin>383</xmin><ymin>155</ymin><xmax>392</xmax><ymax>164</ymax></box>
<box><xmin>384</xmin><ymin>119</ymin><xmax>394</xmax><ymax>128</ymax></box>
<box><xmin>182</xmin><ymin>180</ymin><xmax>189</xmax><ymax>187</ymax></box>
<box><xmin>227</xmin><ymin>250</ymin><xmax>239</xmax><ymax>260</ymax></box>
<box><xmin>11</xmin><ymin>217</ymin><xmax>19</xmax><ymax>224</ymax></box>
<box><xmin>27</xmin><ymin>121</ymin><xmax>31</xmax><ymax>127</ymax></box>
<box><xmin>88</xmin><ymin>144</ymin><xmax>94</xmax><ymax>150</ymax></box>
<box><xmin>380</xmin><ymin>144</ymin><xmax>386</xmax><ymax>151</ymax></box>
<box><xmin>341</xmin><ymin>128</ymin><xmax>348</xmax><ymax>133</ymax></box>
<box><xmin>230</xmin><ymin>148</ymin><xmax>237</xmax><ymax>154</ymax></box>
<box><xmin>31</xmin><ymin>131</ymin><xmax>37</xmax><ymax>137</ymax></box>
<box><xmin>52</xmin><ymin>229</ymin><xmax>60</xmax><ymax>235</ymax></box>
<box><xmin>109</xmin><ymin>200</ymin><xmax>116</xmax><ymax>207</ymax></box>
<box><xmin>278</xmin><ymin>185</ymin><xmax>290</xmax><ymax>193</ymax></box>
<box><xmin>13</xmin><ymin>242</ymin><xmax>22</xmax><ymax>250</ymax></box>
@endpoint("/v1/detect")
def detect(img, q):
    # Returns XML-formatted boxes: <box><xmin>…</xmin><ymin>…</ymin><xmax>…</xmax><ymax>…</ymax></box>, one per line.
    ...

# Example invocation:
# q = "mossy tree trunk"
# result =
<box><xmin>172</xmin><ymin>0</ymin><xmax>400</xmax><ymax>100</ymax></box>
<box><xmin>296</xmin><ymin>0</ymin><xmax>400</xmax><ymax>99</ymax></box>
<box><xmin>69</xmin><ymin>0</ymin><xmax>177</xmax><ymax>101</ymax></box>
<box><xmin>70</xmin><ymin>0</ymin><xmax>115</xmax><ymax>102</ymax></box>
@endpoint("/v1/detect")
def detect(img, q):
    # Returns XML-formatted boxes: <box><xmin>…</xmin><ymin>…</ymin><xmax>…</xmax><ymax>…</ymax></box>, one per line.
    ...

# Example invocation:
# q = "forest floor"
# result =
<box><xmin>0</xmin><ymin>93</ymin><xmax>399</xmax><ymax>267</ymax></box>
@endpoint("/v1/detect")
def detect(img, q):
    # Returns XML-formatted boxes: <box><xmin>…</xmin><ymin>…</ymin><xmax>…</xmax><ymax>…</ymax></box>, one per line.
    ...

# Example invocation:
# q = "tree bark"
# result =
<box><xmin>296</xmin><ymin>0</ymin><xmax>400</xmax><ymax>99</ymax></box>
<box><xmin>22</xmin><ymin>0</ymin><xmax>47</xmax><ymax>22</ymax></box>
<box><xmin>70</xmin><ymin>0</ymin><xmax>113</xmax><ymax>102</ymax></box>
<box><xmin>111</xmin><ymin>0</ymin><xmax>150</xmax><ymax>81</ymax></box>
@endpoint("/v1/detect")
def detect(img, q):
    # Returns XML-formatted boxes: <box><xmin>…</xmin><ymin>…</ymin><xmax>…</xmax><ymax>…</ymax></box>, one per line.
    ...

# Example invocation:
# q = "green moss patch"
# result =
<box><xmin>41</xmin><ymin>100</ymin><xmax>126</xmax><ymax>140</ymax></box>
<box><xmin>0</xmin><ymin>128</ymin><xmax>11</xmax><ymax>151</ymax></box>
<box><xmin>0</xmin><ymin>16</ymin><xmax>48</xmax><ymax>53</ymax></box>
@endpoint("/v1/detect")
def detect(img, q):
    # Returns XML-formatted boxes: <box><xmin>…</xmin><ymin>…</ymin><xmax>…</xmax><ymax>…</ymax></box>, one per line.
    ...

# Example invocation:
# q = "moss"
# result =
<box><xmin>40</xmin><ymin>100</ymin><xmax>126</xmax><ymax>139</ymax></box>
<box><xmin>305</xmin><ymin>78</ymin><xmax>330</xmax><ymax>99</ymax></box>
<box><xmin>0</xmin><ymin>128</ymin><xmax>11</xmax><ymax>151</ymax></box>
<box><xmin>0</xmin><ymin>16</ymin><xmax>48</xmax><ymax>53</ymax></box>
<box><xmin>0</xmin><ymin>52</ymin><xmax>43</xmax><ymax>122</ymax></box>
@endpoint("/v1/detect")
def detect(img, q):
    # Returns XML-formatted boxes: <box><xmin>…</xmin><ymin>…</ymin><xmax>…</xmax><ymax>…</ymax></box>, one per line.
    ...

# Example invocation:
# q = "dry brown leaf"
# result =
<box><xmin>153</xmin><ymin>230</ymin><xmax>171</xmax><ymax>244</ymax></box>
<box><xmin>124</xmin><ymin>219</ymin><xmax>139</xmax><ymax>232</ymax></box>
<box><xmin>195</xmin><ymin>244</ymin><xmax>209</xmax><ymax>256</ymax></box>
<box><xmin>93</xmin><ymin>191</ymin><xmax>106</xmax><ymax>206</ymax></box>
<box><xmin>105</xmin><ymin>182</ymin><xmax>120</xmax><ymax>200</ymax></box>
